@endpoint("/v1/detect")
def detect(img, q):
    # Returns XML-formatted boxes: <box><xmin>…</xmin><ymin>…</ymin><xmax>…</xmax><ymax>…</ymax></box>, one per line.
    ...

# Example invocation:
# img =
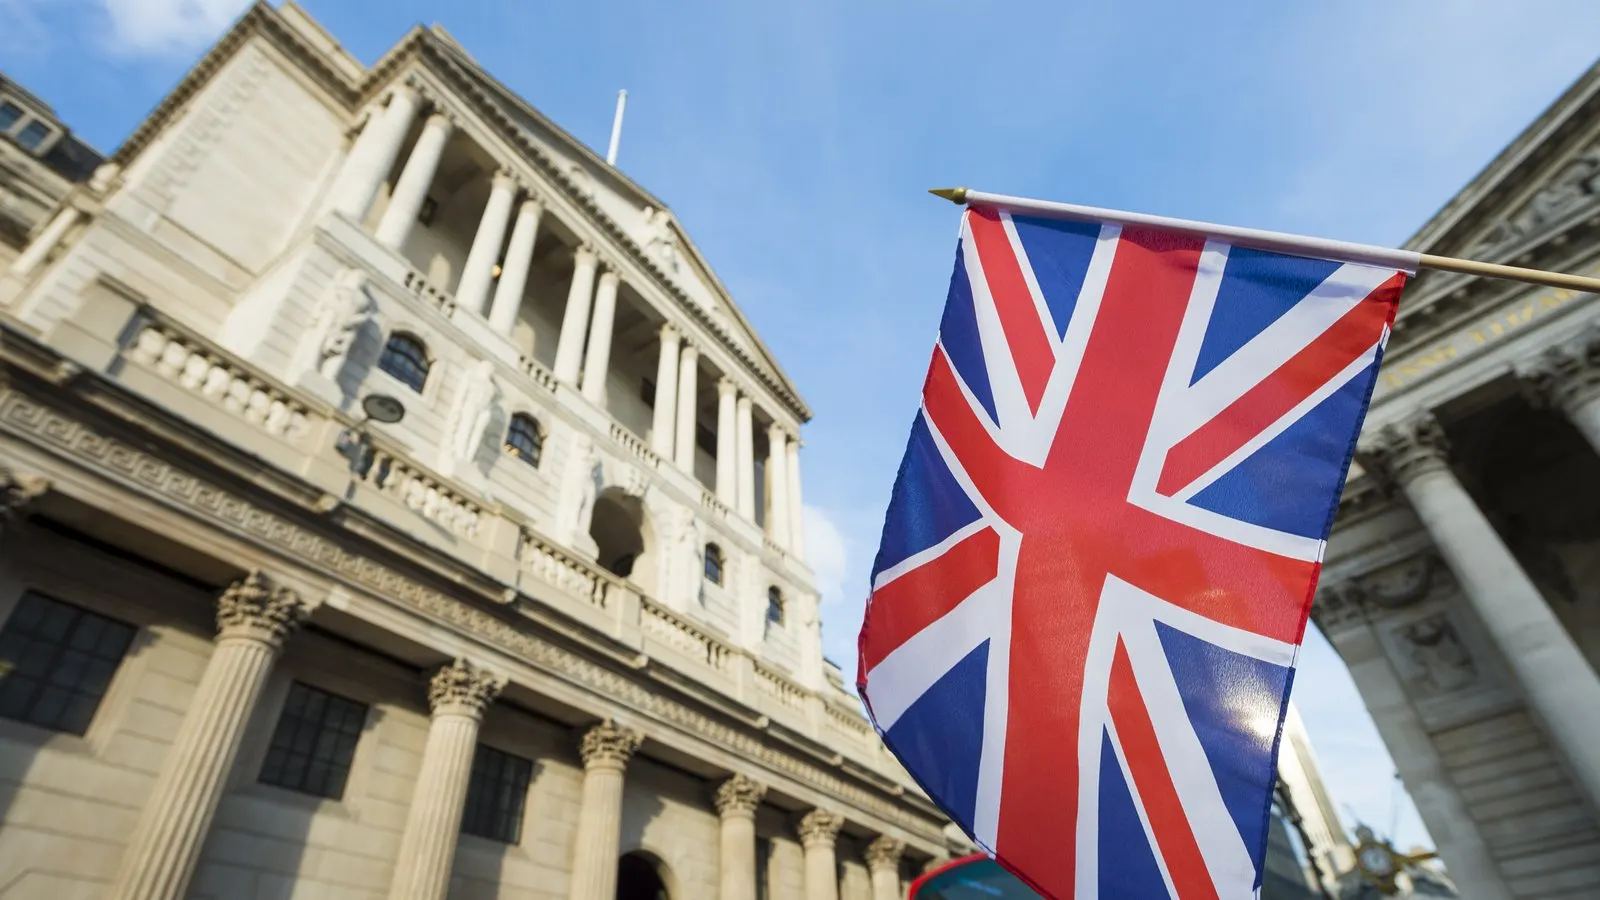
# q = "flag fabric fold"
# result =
<box><xmin>858</xmin><ymin>202</ymin><xmax>1407</xmax><ymax>900</ymax></box>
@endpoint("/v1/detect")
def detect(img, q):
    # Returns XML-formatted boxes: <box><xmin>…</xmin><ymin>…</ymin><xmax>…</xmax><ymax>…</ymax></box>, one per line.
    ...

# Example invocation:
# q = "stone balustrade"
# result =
<box><xmin>825</xmin><ymin>701</ymin><xmax>875</xmax><ymax>745</ymax></box>
<box><xmin>641</xmin><ymin>597</ymin><xmax>732</xmax><ymax>673</ymax></box>
<box><xmin>754</xmin><ymin>660</ymin><xmax>808</xmax><ymax>711</ymax></box>
<box><xmin>358</xmin><ymin>447</ymin><xmax>483</xmax><ymax>539</ymax></box>
<box><xmin>518</xmin><ymin>354</ymin><xmax>558</xmax><ymax>393</ymax></box>
<box><xmin>702</xmin><ymin>489</ymin><xmax>731</xmax><ymax>519</ymax></box>
<box><xmin>608</xmin><ymin>421</ymin><xmax>662</xmax><ymax>470</ymax></box>
<box><xmin>126</xmin><ymin>320</ymin><xmax>314</xmax><ymax>443</ymax></box>
<box><xmin>520</xmin><ymin>530</ymin><xmax>611</xmax><ymax>610</ymax></box>
<box><xmin>403</xmin><ymin>267</ymin><xmax>456</xmax><ymax>314</ymax></box>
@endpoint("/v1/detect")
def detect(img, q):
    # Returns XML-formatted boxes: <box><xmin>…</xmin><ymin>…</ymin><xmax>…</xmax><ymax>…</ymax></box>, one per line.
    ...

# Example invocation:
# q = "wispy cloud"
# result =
<box><xmin>803</xmin><ymin>505</ymin><xmax>859</xmax><ymax>670</ymax></box>
<box><xmin>100</xmin><ymin>0</ymin><xmax>250</xmax><ymax>56</ymax></box>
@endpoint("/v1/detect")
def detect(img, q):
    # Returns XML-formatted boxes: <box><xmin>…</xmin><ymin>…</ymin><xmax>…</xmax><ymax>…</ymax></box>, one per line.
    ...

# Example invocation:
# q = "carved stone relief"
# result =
<box><xmin>1396</xmin><ymin>613</ymin><xmax>1478</xmax><ymax>695</ymax></box>
<box><xmin>1469</xmin><ymin>141</ymin><xmax>1600</xmax><ymax>257</ymax></box>
<box><xmin>440</xmin><ymin>358</ymin><xmax>501</xmax><ymax>478</ymax></box>
<box><xmin>295</xmin><ymin>268</ymin><xmax>378</xmax><ymax>401</ymax></box>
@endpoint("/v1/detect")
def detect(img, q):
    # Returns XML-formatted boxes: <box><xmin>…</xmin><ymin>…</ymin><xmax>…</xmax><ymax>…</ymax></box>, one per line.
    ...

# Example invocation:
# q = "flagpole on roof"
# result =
<box><xmin>930</xmin><ymin>186</ymin><xmax>1600</xmax><ymax>294</ymax></box>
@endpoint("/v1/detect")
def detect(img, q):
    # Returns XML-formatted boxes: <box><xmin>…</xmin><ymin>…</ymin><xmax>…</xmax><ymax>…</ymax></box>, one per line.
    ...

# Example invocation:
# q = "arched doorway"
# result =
<box><xmin>616</xmin><ymin>851</ymin><xmax>670</xmax><ymax>900</ymax></box>
<box><xmin>588</xmin><ymin>489</ymin><xmax>655</xmax><ymax>593</ymax></box>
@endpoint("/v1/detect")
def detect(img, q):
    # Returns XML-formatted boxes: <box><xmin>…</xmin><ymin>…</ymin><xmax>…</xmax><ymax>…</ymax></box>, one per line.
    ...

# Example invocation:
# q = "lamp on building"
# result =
<box><xmin>335</xmin><ymin>393</ymin><xmax>407</xmax><ymax>489</ymax></box>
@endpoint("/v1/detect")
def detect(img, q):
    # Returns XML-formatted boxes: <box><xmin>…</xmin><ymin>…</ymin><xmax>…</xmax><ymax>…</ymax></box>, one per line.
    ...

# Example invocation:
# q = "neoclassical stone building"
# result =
<box><xmin>1316</xmin><ymin>58</ymin><xmax>1600</xmax><ymax>900</ymax></box>
<box><xmin>0</xmin><ymin>71</ymin><xmax>102</xmax><ymax>271</ymax></box>
<box><xmin>0</xmin><ymin>4</ymin><xmax>964</xmax><ymax>899</ymax></box>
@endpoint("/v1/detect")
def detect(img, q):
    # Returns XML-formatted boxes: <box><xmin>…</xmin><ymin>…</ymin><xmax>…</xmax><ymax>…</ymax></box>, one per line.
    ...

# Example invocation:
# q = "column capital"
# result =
<box><xmin>766</xmin><ymin>420</ymin><xmax>788</xmax><ymax>443</ymax></box>
<box><xmin>578</xmin><ymin>719</ymin><xmax>643</xmax><ymax>771</ymax></box>
<box><xmin>1358</xmin><ymin>412</ymin><xmax>1450</xmax><ymax>485</ymax></box>
<box><xmin>423</xmin><ymin>109</ymin><xmax>456</xmax><ymax>131</ymax></box>
<box><xmin>427</xmin><ymin>658</ymin><xmax>504</xmax><ymax>719</ymax></box>
<box><xmin>491</xmin><ymin>166</ymin><xmax>519</xmax><ymax>191</ymax></box>
<box><xmin>713</xmin><ymin>773</ymin><xmax>767</xmax><ymax>818</ymax></box>
<box><xmin>717</xmin><ymin>375</ymin><xmax>739</xmax><ymax>397</ymax></box>
<box><xmin>517</xmin><ymin>193</ymin><xmax>545</xmax><ymax>214</ymax></box>
<box><xmin>1</xmin><ymin>468</ymin><xmax>48</xmax><ymax>525</ymax></box>
<box><xmin>659</xmin><ymin>321</ymin><xmax>681</xmax><ymax>344</ymax></box>
<box><xmin>736</xmin><ymin>393</ymin><xmax>753</xmax><ymax>410</ymax></box>
<box><xmin>796</xmin><ymin>808</ymin><xmax>845</xmax><ymax>849</ymax></box>
<box><xmin>597</xmin><ymin>267</ymin><xmax>622</xmax><ymax>287</ymax></box>
<box><xmin>402</xmin><ymin>71</ymin><xmax>428</xmax><ymax>92</ymax></box>
<box><xmin>865</xmin><ymin>835</ymin><xmax>904</xmax><ymax>873</ymax></box>
<box><xmin>572</xmin><ymin>243</ymin><xmax>599</xmax><ymax>267</ymax></box>
<box><xmin>680</xmin><ymin>340</ymin><xmax>701</xmax><ymax>360</ymax></box>
<box><xmin>1518</xmin><ymin>322</ymin><xmax>1600</xmax><ymax>412</ymax></box>
<box><xmin>215</xmin><ymin>571</ymin><xmax>311</xmax><ymax>648</ymax></box>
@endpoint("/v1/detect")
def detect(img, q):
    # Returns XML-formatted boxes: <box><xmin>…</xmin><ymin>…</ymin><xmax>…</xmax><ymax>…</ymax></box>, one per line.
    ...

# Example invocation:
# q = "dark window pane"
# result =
<box><xmin>766</xmin><ymin>588</ymin><xmax>784</xmax><ymax>626</ymax></box>
<box><xmin>503</xmin><ymin>415</ymin><xmax>544</xmax><ymax>468</ymax></box>
<box><xmin>0</xmin><ymin>102</ymin><xmax>22</xmax><ymax>130</ymax></box>
<box><xmin>461</xmin><ymin>744</ymin><xmax>532</xmax><ymax>844</ymax></box>
<box><xmin>258</xmin><ymin>682</ymin><xmax>367</xmax><ymax>799</ymax></box>
<box><xmin>377</xmin><ymin>333</ymin><xmax>430</xmax><ymax>393</ymax></box>
<box><xmin>704</xmin><ymin>544</ymin><xmax>723</xmax><ymax>585</ymax></box>
<box><xmin>16</xmin><ymin>121</ymin><xmax>49</xmax><ymax>150</ymax></box>
<box><xmin>0</xmin><ymin>592</ymin><xmax>135</xmax><ymax>734</ymax></box>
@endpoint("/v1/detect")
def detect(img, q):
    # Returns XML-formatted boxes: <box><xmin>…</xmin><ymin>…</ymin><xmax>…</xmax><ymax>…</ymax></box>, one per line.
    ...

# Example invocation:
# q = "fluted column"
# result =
<box><xmin>865</xmin><ymin>836</ymin><xmax>904</xmax><ymax>900</ymax></box>
<box><xmin>1363</xmin><ymin>413</ymin><xmax>1600</xmax><ymax>808</ymax></box>
<box><xmin>786</xmin><ymin>437</ymin><xmax>806</xmax><ymax>560</ymax></box>
<box><xmin>797</xmin><ymin>809</ymin><xmax>844</xmax><ymax>900</ymax></box>
<box><xmin>650</xmin><ymin>325</ymin><xmax>681</xmax><ymax>458</ymax></box>
<box><xmin>674</xmin><ymin>343</ymin><xmax>700</xmax><ymax>472</ymax></box>
<box><xmin>714</xmin><ymin>774</ymin><xmax>767</xmax><ymax>900</ymax></box>
<box><xmin>108</xmin><ymin>573</ymin><xmax>312</xmax><ymax>900</ymax></box>
<box><xmin>330</xmin><ymin>83</ymin><xmax>420</xmax><ymax>222</ymax></box>
<box><xmin>455</xmin><ymin>169</ymin><xmax>519</xmax><ymax>317</ymax></box>
<box><xmin>715</xmin><ymin>379</ymin><xmax>739</xmax><ymax>504</ymax></box>
<box><xmin>568</xmin><ymin>721</ymin><xmax>644</xmax><ymax>900</ymax></box>
<box><xmin>1521</xmin><ymin>326</ymin><xmax>1600</xmax><ymax>456</ymax></box>
<box><xmin>553</xmin><ymin>245</ymin><xmax>600</xmax><ymax>385</ymax></box>
<box><xmin>488</xmin><ymin>196</ymin><xmax>544</xmax><ymax>335</ymax></box>
<box><xmin>580</xmin><ymin>268</ymin><xmax>621</xmax><ymax>405</ymax></box>
<box><xmin>736</xmin><ymin>395</ymin><xmax>756</xmax><ymax>519</ymax></box>
<box><xmin>765</xmin><ymin>423</ymin><xmax>791</xmax><ymax>547</ymax></box>
<box><xmin>375</xmin><ymin>111</ymin><xmax>453</xmax><ymax>250</ymax></box>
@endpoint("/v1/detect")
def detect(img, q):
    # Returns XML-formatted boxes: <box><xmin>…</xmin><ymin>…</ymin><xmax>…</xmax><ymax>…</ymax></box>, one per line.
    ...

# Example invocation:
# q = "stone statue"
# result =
<box><xmin>640</xmin><ymin>206</ymin><xmax>680</xmax><ymax>274</ymax></box>
<box><xmin>566</xmin><ymin>434</ymin><xmax>601</xmax><ymax>544</ymax></box>
<box><xmin>447</xmin><ymin>359</ymin><xmax>500</xmax><ymax>469</ymax></box>
<box><xmin>1400</xmin><ymin>614</ymin><xmax>1476</xmax><ymax>694</ymax></box>
<box><xmin>311</xmin><ymin>269</ymin><xmax>377</xmax><ymax>381</ymax></box>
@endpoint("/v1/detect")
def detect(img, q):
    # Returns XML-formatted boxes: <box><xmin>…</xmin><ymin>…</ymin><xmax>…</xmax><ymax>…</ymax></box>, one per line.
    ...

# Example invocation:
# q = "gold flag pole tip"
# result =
<box><xmin>929</xmin><ymin>187</ymin><xmax>968</xmax><ymax>205</ymax></box>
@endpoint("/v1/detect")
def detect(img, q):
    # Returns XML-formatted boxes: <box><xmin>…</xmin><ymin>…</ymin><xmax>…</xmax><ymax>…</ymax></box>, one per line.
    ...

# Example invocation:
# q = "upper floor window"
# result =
<box><xmin>378</xmin><ymin>332</ymin><xmax>430</xmax><ymax>393</ymax></box>
<box><xmin>704</xmin><ymin>543</ymin><xmax>724</xmax><ymax>586</ymax></box>
<box><xmin>0</xmin><ymin>591</ymin><xmax>136</xmax><ymax>735</ymax></box>
<box><xmin>503</xmin><ymin>414</ymin><xmax>544</xmax><ymax>468</ymax></box>
<box><xmin>259</xmin><ymin>681</ymin><xmax>368</xmax><ymax>800</ymax></box>
<box><xmin>17</xmin><ymin>121</ymin><xmax>50</xmax><ymax>151</ymax></box>
<box><xmin>0</xmin><ymin>97</ymin><xmax>57</xmax><ymax>156</ymax></box>
<box><xmin>0</xmin><ymin>102</ymin><xmax>22</xmax><ymax>131</ymax></box>
<box><xmin>766</xmin><ymin>587</ymin><xmax>785</xmax><ymax>627</ymax></box>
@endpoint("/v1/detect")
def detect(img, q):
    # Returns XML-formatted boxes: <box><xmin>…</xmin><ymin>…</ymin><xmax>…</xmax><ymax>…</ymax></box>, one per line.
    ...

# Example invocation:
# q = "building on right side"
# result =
<box><xmin>1315</xmin><ymin>57</ymin><xmax>1600</xmax><ymax>900</ymax></box>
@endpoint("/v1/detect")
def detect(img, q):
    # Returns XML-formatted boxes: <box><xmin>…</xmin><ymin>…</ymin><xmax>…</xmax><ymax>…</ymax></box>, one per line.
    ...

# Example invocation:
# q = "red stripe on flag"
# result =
<box><xmin>860</xmin><ymin>527</ymin><xmax>1001</xmax><ymax>674</ymax></box>
<box><xmin>923</xmin><ymin>347</ymin><xmax>1029</xmax><ymax>521</ymax></box>
<box><xmin>967</xmin><ymin>208</ymin><xmax>1055</xmax><ymax>415</ymax></box>
<box><xmin>1156</xmin><ymin>275</ymin><xmax>1403</xmax><ymax>496</ymax></box>
<box><xmin>1108</xmin><ymin>641</ymin><xmax>1221</xmax><ymax>900</ymax></box>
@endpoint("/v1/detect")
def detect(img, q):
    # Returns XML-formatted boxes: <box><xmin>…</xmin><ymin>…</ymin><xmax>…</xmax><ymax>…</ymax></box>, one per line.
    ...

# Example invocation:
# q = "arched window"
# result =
<box><xmin>703</xmin><ymin>543</ymin><xmax>724</xmax><ymax>586</ymax></box>
<box><xmin>503</xmin><ymin>414</ymin><xmax>544</xmax><ymax>467</ymax></box>
<box><xmin>766</xmin><ymin>587</ymin><xmax>785</xmax><ymax>626</ymax></box>
<box><xmin>378</xmin><ymin>332</ymin><xmax>430</xmax><ymax>393</ymax></box>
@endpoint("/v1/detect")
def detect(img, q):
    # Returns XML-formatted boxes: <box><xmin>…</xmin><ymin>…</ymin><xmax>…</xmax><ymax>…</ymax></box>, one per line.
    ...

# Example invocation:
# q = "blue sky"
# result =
<box><xmin>10</xmin><ymin>0</ymin><xmax>1600</xmax><ymax>858</ymax></box>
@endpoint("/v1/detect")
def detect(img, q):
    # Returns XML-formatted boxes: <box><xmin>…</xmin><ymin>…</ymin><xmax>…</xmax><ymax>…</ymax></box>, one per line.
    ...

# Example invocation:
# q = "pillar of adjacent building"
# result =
<box><xmin>673</xmin><ymin>343</ymin><xmax>700</xmax><ymax>472</ymax></box>
<box><xmin>865</xmin><ymin>836</ymin><xmax>904</xmax><ymax>900</ymax></box>
<box><xmin>375</xmin><ymin>111</ymin><xmax>454</xmax><ymax>250</ymax></box>
<box><xmin>455</xmin><ymin>169</ymin><xmax>519</xmax><ymax>317</ymax></box>
<box><xmin>330</xmin><ymin>83</ymin><xmax>420</xmax><ymax>222</ymax></box>
<box><xmin>651</xmin><ymin>325</ymin><xmax>681</xmax><ymax>458</ymax></box>
<box><xmin>797</xmin><ymin>809</ymin><xmax>844</xmax><ymax>900</ymax></box>
<box><xmin>567</xmin><ymin>721</ymin><xmax>644</xmax><ymax>900</ymax></box>
<box><xmin>714</xmin><ymin>774</ymin><xmax>767</xmax><ymax>900</ymax></box>
<box><xmin>488</xmin><ymin>196</ymin><xmax>544</xmax><ymax>335</ymax></box>
<box><xmin>736</xmin><ymin>395</ymin><xmax>756</xmax><ymax>519</ymax></box>
<box><xmin>385</xmin><ymin>660</ymin><xmax>504</xmax><ymax>900</ymax></box>
<box><xmin>786</xmin><ymin>437</ymin><xmax>806</xmax><ymax>560</ymax></box>
<box><xmin>580</xmin><ymin>269</ymin><xmax>621</xmax><ymax>405</ymax></box>
<box><xmin>715</xmin><ymin>379</ymin><xmax>739</xmax><ymax>504</ymax></box>
<box><xmin>552</xmin><ymin>245</ymin><xmax>599</xmax><ymax>384</ymax></box>
<box><xmin>108</xmin><ymin>572</ymin><xmax>312</xmax><ymax>900</ymax></box>
<box><xmin>1364</xmin><ymin>412</ymin><xmax>1600</xmax><ymax>809</ymax></box>
<box><xmin>765</xmin><ymin>423</ymin><xmax>791</xmax><ymax>547</ymax></box>
<box><xmin>9</xmin><ymin>205</ymin><xmax>81</xmax><ymax>277</ymax></box>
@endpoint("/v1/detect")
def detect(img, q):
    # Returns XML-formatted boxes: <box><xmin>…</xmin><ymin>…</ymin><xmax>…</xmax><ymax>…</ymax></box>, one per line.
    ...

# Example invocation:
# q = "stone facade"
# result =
<box><xmin>0</xmin><ymin>4</ymin><xmax>962</xmax><ymax>899</ymax></box>
<box><xmin>0</xmin><ymin>71</ymin><xmax>102</xmax><ymax>273</ymax></box>
<box><xmin>1318</xmin><ymin>57</ymin><xmax>1600</xmax><ymax>900</ymax></box>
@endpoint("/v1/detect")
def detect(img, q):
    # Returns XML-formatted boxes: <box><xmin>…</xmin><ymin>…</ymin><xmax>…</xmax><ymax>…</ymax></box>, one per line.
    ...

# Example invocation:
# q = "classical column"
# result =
<box><xmin>865</xmin><ymin>836</ymin><xmax>904</xmax><ymax>900</ymax></box>
<box><xmin>568</xmin><ymin>720</ymin><xmax>644</xmax><ymax>900</ymax></box>
<box><xmin>714</xmin><ymin>774</ymin><xmax>767</xmax><ymax>900</ymax></box>
<box><xmin>330</xmin><ymin>83</ymin><xmax>420</xmax><ymax>222</ymax></box>
<box><xmin>736</xmin><ymin>395</ymin><xmax>756</xmax><ymax>519</ymax></box>
<box><xmin>488</xmin><ymin>195</ymin><xmax>544</xmax><ymax>335</ymax></box>
<box><xmin>0</xmin><ymin>469</ymin><xmax>48</xmax><ymax>534</ymax></box>
<box><xmin>715</xmin><ymin>379</ymin><xmax>739</xmax><ymax>504</ymax></box>
<box><xmin>9</xmin><ymin>205</ymin><xmax>80</xmax><ymax>277</ymax></box>
<box><xmin>454</xmin><ymin>169</ymin><xmax>519</xmax><ymax>317</ymax></box>
<box><xmin>1521</xmin><ymin>328</ymin><xmax>1600</xmax><ymax>456</ymax></box>
<box><xmin>765</xmin><ymin>423</ymin><xmax>791</xmax><ymax>547</ymax></box>
<box><xmin>386</xmin><ymin>661</ymin><xmax>503</xmax><ymax>900</ymax></box>
<box><xmin>552</xmin><ymin>245</ymin><xmax>599</xmax><ymax>385</ymax></box>
<box><xmin>1363</xmin><ymin>413</ymin><xmax>1600</xmax><ymax>809</ymax></box>
<box><xmin>797</xmin><ymin>809</ymin><xmax>844</xmax><ymax>900</ymax></box>
<box><xmin>650</xmin><ymin>325</ymin><xmax>681</xmax><ymax>459</ymax></box>
<box><xmin>108</xmin><ymin>573</ymin><xmax>312</xmax><ymax>900</ymax></box>
<box><xmin>580</xmin><ymin>268</ymin><xmax>621</xmax><ymax>405</ymax></box>
<box><xmin>786</xmin><ymin>437</ymin><xmax>806</xmax><ymax>560</ymax></box>
<box><xmin>674</xmin><ymin>343</ymin><xmax>701</xmax><ymax>472</ymax></box>
<box><xmin>375</xmin><ymin>111</ymin><xmax>454</xmax><ymax>250</ymax></box>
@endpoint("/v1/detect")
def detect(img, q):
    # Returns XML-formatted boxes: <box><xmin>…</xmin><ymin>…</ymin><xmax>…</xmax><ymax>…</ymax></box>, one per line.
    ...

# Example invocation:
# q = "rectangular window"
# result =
<box><xmin>16</xmin><ymin>120</ymin><xmax>50</xmax><ymax>151</ymax></box>
<box><xmin>461</xmin><ymin>743</ymin><xmax>533</xmax><ymax>844</ymax></box>
<box><xmin>258</xmin><ymin>681</ymin><xmax>367</xmax><ymax>799</ymax></box>
<box><xmin>756</xmin><ymin>837</ymin><xmax>772</xmax><ymax>900</ymax></box>
<box><xmin>0</xmin><ymin>591</ymin><xmax>136</xmax><ymax>734</ymax></box>
<box><xmin>0</xmin><ymin>101</ymin><xmax>22</xmax><ymax>131</ymax></box>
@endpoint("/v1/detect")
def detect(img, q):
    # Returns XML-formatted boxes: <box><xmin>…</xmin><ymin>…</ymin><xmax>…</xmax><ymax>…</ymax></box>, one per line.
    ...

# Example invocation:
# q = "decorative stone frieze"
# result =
<box><xmin>1518</xmin><ymin>320</ymin><xmax>1600</xmax><ymax>411</ymax></box>
<box><xmin>578</xmin><ymin>719</ymin><xmax>643</xmax><ymax>770</ymax></box>
<box><xmin>714</xmin><ymin>773</ymin><xmax>768</xmax><ymax>818</ymax></box>
<box><xmin>1358</xmin><ymin>413</ymin><xmax>1451</xmax><ymax>485</ymax></box>
<box><xmin>1310</xmin><ymin>582</ymin><xmax>1366</xmax><ymax>633</ymax></box>
<box><xmin>215</xmin><ymin>570</ymin><xmax>310</xmax><ymax>647</ymax></box>
<box><xmin>426</xmin><ymin>658</ymin><xmax>504</xmax><ymax>718</ymax></box>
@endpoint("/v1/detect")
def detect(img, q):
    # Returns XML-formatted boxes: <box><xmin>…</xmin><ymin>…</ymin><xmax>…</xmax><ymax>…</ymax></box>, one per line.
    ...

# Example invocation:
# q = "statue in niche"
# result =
<box><xmin>566</xmin><ymin>434</ymin><xmax>601</xmax><ymax>545</ymax></box>
<box><xmin>1399</xmin><ymin>614</ymin><xmax>1477</xmax><ymax>694</ymax></box>
<box><xmin>640</xmin><ymin>206</ymin><xmax>680</xmax><ymax>275</ymax></box>
<box><xmin>311</xmin><ymin>269</ymin><xmax>378</xmax><ymax>381</ymax></box>
<box><xmin>447</xmin><ymin>359</ymin><xmax>501</xmax><ymax>469</ymax></box>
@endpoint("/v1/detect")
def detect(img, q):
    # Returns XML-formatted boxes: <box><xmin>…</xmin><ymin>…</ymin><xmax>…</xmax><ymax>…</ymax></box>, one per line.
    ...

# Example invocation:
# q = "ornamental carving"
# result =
<box><xmin>427</xmin><ymin>658</ymin><xmax>504</xmax><ymax>717</ymax></box>
<box><xmin>1355</xmin><ymin>554</ymin><xmax>1436</xmax><ymax>609</ymax></box>
<box><xmin>1358</xmin><ymin>413</ymin><xmax>1450</xmax><ymax>486</ymax></box>
<box><xmin>1469</xmin><ymin>142</ymin><xmax>1600</xmax><ymax>258</ymax></box>
<box><xmin>578</xmin><ymin>719</ymin><xmax>643</xmax><ymax>770</ymax></box>
<box><xmin>0</xmin><ymin>468</ymin><xmax>48</xmax><ymax>526</ymax></box>
<box><xmin>1518</xmin><ymin>319</ymin><xmax>1600</xmax><ymax>412</ymax></box>
<box><xmin>713</xmin><ymin>773</ymin><xmax>767</xmax><ymax>817</ymax></box>
<box><xmin>866</xmin><ymin>835</ymin><xmax>905</xmax><ymax>871</ymax></box>
<box><xmin>797</xmin><ymin>808</ymin><xmax>845</xmax><ymax>848</ymax></box>
<box><xmin>1397</xmin><ymin>613</ymin><xmax>1478</xmax><ymax>695</ymax></box>
<box><xmin>215</xmin><ymin>570</ymin><xmax>310</xmax><ymax>647</ymax></box>
<box><xmin>1310</xmin><ymin>581</ymin><xmax>1367</xmax><ymax>633</ymax></box>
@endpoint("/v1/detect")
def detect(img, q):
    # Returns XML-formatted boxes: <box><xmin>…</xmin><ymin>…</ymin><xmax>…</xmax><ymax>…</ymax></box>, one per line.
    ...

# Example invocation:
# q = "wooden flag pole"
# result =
<box><xmin>930</xmin><ymin>186</ymin><xmax>1600</xmax><ymax>294</ymax></box>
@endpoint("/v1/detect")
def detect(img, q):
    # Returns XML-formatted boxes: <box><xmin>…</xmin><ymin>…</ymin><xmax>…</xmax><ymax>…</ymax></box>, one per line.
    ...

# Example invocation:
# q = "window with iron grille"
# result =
<box><xmin>503</xmin><ymin>414</ymin><xmax>544</xmax><ymax>468</ymax></box>
<box><xmin>766</xmin><ymin>587</ymin><xmax>785</xmax><ymax>627</ymax></box>
<box><xmin>259</xmin><ymin>682</ymin><xmax>367</xmax><ymax>799</ymax></box>
<box><xmin>378</xmin><ymin>332</ymin><xmax>430</xmax><ymax>393</ymax></box>
<box><xmin>461</xmin><ymin>743</ymin><xmax>533</xmax><ymax>844</ymax></box>
<box><xmin>0</xmin><ymin>591</ymin><xmax>135</xmax><ymax>735</ymax></box>
<box><xmin>704</xmin><ymin>543</ymin><xmax>724</xmax><ymax>585</ymax></box>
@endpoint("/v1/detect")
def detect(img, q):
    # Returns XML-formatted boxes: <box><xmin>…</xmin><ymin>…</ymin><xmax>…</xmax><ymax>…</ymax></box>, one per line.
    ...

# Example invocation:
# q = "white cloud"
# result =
<box><xmin>803</xmin><ymin>504</ymin><xmax>866</xmax><ymax>677</ymax></box>
<box><xmin>99</xmin><ymin>0</ymin><xmax>248</xmax><ymax>54</ymax></box>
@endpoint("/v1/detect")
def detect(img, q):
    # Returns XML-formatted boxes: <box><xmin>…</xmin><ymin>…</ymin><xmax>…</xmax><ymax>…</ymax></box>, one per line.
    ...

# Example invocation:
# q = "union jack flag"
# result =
<box><xmin>857</xmin><ymin>204</ymin><xmax>1407</xmax><ymax>899</ymax></box>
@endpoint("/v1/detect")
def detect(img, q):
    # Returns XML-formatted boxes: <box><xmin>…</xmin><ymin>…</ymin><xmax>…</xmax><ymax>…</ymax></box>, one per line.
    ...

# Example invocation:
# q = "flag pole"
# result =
<box><xmin>930</xmin><ymin>186</ymin><xmax>1600</xmax><ymax>294</ymax></box>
